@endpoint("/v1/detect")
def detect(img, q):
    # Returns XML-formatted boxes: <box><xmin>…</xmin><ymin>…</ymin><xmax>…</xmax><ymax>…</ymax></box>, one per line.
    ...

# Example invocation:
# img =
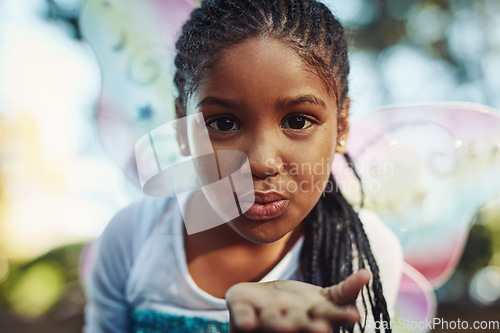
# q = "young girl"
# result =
<box><xmin>84</xmin><ymin>0</ymin><xmax>403</xmax><ymax>332</ymax></box>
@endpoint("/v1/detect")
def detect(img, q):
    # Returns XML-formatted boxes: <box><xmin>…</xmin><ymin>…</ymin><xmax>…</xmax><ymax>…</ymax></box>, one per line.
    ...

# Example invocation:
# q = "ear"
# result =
<box><xmin>335</xmin><ymin>97</ymin><xmax>350</xmax><ymax>154</ymax></box>
<box><xmin>175</xmin><ymin>102</ymin><xmax>191</xmax><ymax>156</ymax></box>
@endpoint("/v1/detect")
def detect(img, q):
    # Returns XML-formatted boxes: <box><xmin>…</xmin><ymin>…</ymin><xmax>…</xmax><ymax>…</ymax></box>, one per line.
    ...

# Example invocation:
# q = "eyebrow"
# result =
<box><xmin>197</xmin><ymin>96</ymin><xmax>240</xmax><ymax>109</ymax></box>
<box><xmin>276</xmin><ymin>94</ymin><xmax>327</xmax><ymax>111</ymax></box>
<box><xmin>197</xmin><ymin>94</ymin><xmax>327</xmax><ymax>111</ymax></box>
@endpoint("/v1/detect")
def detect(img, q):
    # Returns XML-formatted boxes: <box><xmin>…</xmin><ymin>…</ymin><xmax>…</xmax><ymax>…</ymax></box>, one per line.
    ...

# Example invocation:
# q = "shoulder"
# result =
<box><xmin>98</xmin><ymin>196</ymin><xmax>172</xmax><ymax>257</ymax></box>
<box><xmin>89</xmin><ymin>195</ymin><xmax>175</xmax><ymax>293</ymax></box>
<box><xmin>84</xmin><ymin>196</ymin><xmax>173</xmax><ymax>332</ymax></box>
<box><xmin>357</xmin><ymin>209</ymin><xmax>403</xmax><ymax>315</ymax></box>
<box><xmin>103</xmin><ymin>196</ymin><xmax>170</xmax><ymax>238</ymax></box>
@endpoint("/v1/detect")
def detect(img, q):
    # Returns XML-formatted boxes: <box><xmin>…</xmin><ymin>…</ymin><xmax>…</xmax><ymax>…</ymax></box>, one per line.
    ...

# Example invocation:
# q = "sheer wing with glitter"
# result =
<box><xmin>80</xmin><ymin>0</ymin><xmax>198</xmax><ymax>181</ymax></box>
<box><xmin>333</xmin><ymin>103</ymin><xmax>500</xmax><ymax>332</ymax></box>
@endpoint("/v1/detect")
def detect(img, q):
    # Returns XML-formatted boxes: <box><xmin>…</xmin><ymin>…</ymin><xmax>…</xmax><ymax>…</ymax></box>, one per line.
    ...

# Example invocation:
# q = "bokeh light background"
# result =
<box><xmin>1</xmin><ymin>0</ymin><xmax>500</xmax><ymax>332</ymax></box>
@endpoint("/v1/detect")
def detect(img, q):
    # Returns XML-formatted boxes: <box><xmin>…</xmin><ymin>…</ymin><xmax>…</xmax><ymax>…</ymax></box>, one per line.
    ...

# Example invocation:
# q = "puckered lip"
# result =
<box><xmin>240</xmin><ymin>190</ymin><xmax>289</xmax><ymax>220</ymax></box>
<box><xmin>252</xmin><ymin>191</ymin><xmax>287</xmax><ymax>204</ymax></box>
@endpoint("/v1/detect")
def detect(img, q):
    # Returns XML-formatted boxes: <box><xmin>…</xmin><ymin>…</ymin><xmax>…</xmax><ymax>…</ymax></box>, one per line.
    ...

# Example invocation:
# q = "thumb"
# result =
<box><xmin>322</xmin><ymin>269</ymin><xmax>371</xmax><ymax>305</ymax></box>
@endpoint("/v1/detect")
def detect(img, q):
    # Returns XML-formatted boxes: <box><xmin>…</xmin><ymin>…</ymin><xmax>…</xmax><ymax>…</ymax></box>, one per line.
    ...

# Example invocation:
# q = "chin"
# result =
<box><xmin>228</xmin><ymin>218</ymin><xmax>294</xmax><ymax>244</ymax></box>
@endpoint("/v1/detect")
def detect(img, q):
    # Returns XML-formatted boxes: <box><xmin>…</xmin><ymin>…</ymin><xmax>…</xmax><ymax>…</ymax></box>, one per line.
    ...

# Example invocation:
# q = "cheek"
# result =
<box><xmin>284</xmin><ymin>151</ymin><xmax>333</xmax><ymax>212</ymax></box>
<box><xmin>285</xmin><ymin>135</ymin><xmax>335</xmax><ymax>183</ymax></box>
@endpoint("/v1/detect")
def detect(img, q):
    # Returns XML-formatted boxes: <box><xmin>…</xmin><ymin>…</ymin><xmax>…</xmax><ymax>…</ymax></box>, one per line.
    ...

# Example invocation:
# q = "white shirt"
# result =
<box><xmin>84</xmin><ymin>196</ymin><xmax>403</xmax><ymax>332</ymax></box>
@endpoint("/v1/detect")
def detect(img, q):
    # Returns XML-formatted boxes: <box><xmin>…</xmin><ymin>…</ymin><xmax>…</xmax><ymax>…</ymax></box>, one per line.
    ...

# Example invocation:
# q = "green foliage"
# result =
<box><xmin>0</xmin><ymin>243</ymin><xmax>86</xmax><ymax>319</ymax></box>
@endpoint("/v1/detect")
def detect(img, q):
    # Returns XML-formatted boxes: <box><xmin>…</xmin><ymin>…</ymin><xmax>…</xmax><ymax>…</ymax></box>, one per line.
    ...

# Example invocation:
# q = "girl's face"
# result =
<box><xmin>182</xmin><ymin>37</ymin><xmax>348</xmax><ymax>244</ymax></box>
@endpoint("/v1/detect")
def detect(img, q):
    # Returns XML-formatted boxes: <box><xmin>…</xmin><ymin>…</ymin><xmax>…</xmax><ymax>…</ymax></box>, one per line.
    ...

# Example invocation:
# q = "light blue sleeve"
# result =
<box><xmin>83</xmin><ymin>197</ymin><xmax>169</xmax><ymax>333</ymax></box>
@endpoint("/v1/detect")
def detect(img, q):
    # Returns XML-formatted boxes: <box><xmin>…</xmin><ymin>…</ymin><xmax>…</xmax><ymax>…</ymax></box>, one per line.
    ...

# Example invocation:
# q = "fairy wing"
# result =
<box><xmin>392</xmin><ymin>262</ymin><xmax>437</xmax><ymax>333</ymax></box>
<box><xmin>332</xmin><ymin>103</ymin><xmax>500</xmax><ymax>332</ymax></box>
<box><xmin>333</xmin><ymin>103</ymin><xmax>500</xmax><ymax>287</ymax></box>
<box><xmin>80</xmin><ymin>0</ymin><xmax>197</xmax><ymax>182</ymax></box>
<box><xmin>78</xmin><ymin>0</ymin><xmax>196</xmax><ymax>289</ymax></box>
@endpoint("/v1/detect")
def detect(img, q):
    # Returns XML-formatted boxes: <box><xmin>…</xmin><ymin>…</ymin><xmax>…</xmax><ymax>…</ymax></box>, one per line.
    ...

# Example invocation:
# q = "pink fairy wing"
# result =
<box><xmin>333</xmin><ymin>103</ymin><xmax>500</xmax><ymax>287</ymax></box>
<box><xmin>79</xmin><ymin>0</ymin><xmax>197</xmax><ymax>182</ymax></box>
<box><xmin>391</xmin><ymin>262</ymin><xmax>437</xmax><ymax>333</ymax></box>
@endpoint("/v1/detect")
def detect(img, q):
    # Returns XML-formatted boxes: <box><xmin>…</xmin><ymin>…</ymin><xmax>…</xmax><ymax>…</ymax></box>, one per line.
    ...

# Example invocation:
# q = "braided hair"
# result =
<box><xmin>174</xmin><ymin>0</ymin><xmax>391</xmax><ymax>332</ymax></box>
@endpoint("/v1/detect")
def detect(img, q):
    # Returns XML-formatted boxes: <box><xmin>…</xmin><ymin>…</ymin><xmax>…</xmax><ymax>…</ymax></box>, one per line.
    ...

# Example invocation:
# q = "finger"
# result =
<box><xmin>259</xmin><ymin>307</ymin><xmax>289</xmax><ymax>331</ymax></box>
<box><xmin>309</xmin><ymin>303</ymin><xmax>361</xmax><ymax>325</ymax></box>
<box><xmin>284</xmin><ymin>309</ymin><xmax>331</xmax><ymax>333</ymax></box>
<box><xmin>229</xmin><ymin>302</ymin><xmax>258</xmax><ymax>331</ymax></box>
<box><xmin>322</xmin><ymin>269</ymin><xmax>371</xmax><ymax>305</ymax></box>
<box><xmin>282</xmin><ymin>308</ymin><xmax>309</xmax><ymax>329</ymax></box>
<box><xmin>301</xmin><ymin>318</ymin><xmax>332</xmax><ymax>333</ymax></box>
<box><xmin>280</xmin><ymin>308</ymin><xmax>332</xmax><ymax>333</ymax></box>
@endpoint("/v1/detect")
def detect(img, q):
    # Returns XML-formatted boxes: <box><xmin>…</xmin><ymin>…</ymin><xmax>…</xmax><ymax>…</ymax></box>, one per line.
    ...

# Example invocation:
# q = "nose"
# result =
<box><xmin>245</xmin><ymin>132</ymin><xmax>284</xmax><ymax>180</ymax></box>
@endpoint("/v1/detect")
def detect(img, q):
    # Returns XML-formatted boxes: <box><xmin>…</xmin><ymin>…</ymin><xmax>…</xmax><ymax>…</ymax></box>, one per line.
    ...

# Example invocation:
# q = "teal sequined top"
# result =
<box><xmin>131</xmin><ymin>309</ymin><xmax>230</xmax><ymax>333</ymax></box>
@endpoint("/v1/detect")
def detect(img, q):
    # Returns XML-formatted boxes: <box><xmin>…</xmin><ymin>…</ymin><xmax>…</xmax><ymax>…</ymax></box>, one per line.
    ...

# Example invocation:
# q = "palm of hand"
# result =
<box><xmin>226</xmin><ymin>269</ymin><xmax>371</xmax><ymax>333</ymax></box>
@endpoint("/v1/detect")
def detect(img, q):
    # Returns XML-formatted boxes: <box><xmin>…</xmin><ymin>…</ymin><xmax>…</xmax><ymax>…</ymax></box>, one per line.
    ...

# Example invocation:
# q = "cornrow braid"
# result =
<box><xmin>173</xmin><ymin>1</ymin><xmax>391</xmax><ymax>332</ymax></box>
<box><xmin>300</xmin><ymin>169</ymin><xmax>391</xmax><ymax>333</ymax></box>
<box><xmin>174</xmin><ymin>0</ymin><xmax>349</xmax><ymax>113</ymax></box>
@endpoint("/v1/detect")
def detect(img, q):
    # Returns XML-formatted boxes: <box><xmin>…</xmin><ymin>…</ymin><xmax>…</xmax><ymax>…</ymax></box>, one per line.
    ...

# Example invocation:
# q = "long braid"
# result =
<box><xmin>173</xmin><ymin>1</ymin><xmax>391</xmax><ymax>331</ymax></box>
<box><xmin>301</xmin><ymin>172</ymin><xmax>392</xmax><ymax>332</ymax></box>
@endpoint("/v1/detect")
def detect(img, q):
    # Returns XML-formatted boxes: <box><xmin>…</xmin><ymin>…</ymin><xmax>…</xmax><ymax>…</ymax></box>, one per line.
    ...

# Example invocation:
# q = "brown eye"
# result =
<box><xmin>282</xmin><ymin>115</ymin><xmax>313</xmax><ymax>129</ymax></box>
<box><xmin>207</xmin><ymin>117</ymin><xmax>240</xmax><ymax>131</ymax></box>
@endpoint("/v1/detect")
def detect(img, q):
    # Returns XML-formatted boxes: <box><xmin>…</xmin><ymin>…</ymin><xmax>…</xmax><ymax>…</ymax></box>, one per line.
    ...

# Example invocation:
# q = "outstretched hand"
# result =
<box><xmin>225</xmin><ymin>269</ymin><xmax>372</xmax><ymax>333</ymax></box>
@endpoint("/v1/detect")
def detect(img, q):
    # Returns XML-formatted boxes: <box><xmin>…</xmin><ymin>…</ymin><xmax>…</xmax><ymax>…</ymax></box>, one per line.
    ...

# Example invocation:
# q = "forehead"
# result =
<box><xmin>192</xmin><ymin>37</ymin><xmax>337</xmax><ymax>108</ymax></box>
